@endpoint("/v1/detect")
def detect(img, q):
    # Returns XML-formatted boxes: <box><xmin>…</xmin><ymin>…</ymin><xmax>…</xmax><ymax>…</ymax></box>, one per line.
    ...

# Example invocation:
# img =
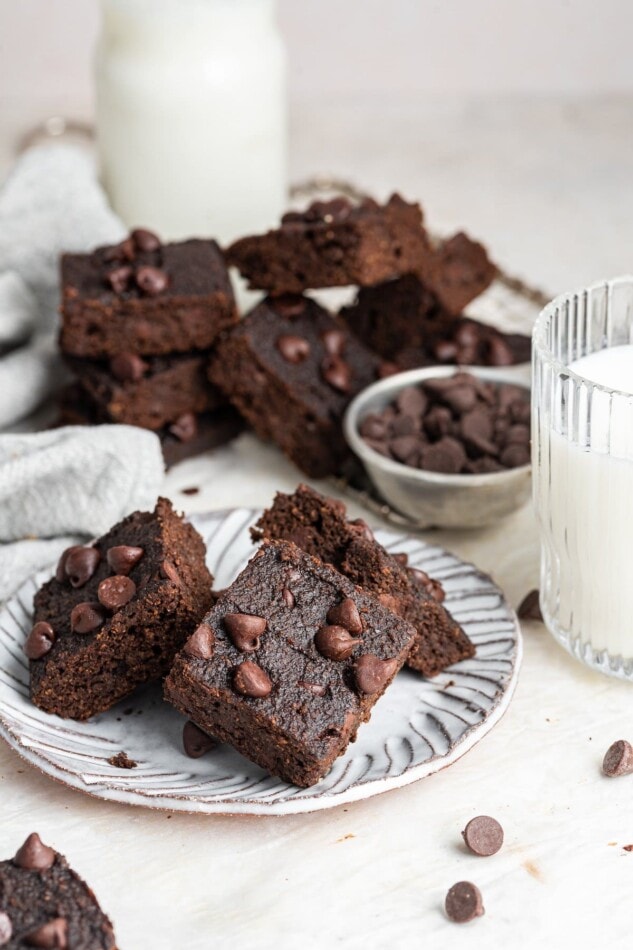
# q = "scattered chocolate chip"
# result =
<box><xmin>24</xmin><ymin>918</ymin><xmax>68</xmax><ymax>948</ymax></box>
<box><xmin>270</xmin><ymin>294</ymin><xmax>306</xmax><ymax>317</ymax></box>
<box><xmin>14</xmin><ymin>833</ymin><xmax>56</xmax><ymax>871</ymax></box>
<box><xmin>298</xmin><ymin>680</ymin><xmax>327</xmax><ymax>697</ymax></box>
<box><xmin>315</xmin><ymin>625</ymin><xmax>360</xmax><ymax>661</ymax></box>
<box><xmin>107</xmin><ymin>751</ymin><xmax>137</xmax><ymax>769</ymax></box>
<box><xmin>107</xmin><ymin>545</ymin><xmax>144</xmax><ymax>575</ymax></box>
<box><xmin>281</xmin><ymin>587</ymin><xmax>295</xmax><ymax>608</ymax></box>
<box><xmin>603</xmin><ymin>740</ymin><xmax>633</xmax><ymax>777</ymax></box>
<box><xmin>184</xmin><ymin>623</ymin><xmax>215</xmax><ymax>660</ymax></box>
<box><xmin>0</xmin><ymin>912</ymin><xmax>12</xmax><ymax>945</ymax></box>
<box><xmin>97</xmin><ymin>575</ymin><xmax>136</xmax><ymax>610</ymax></box>
<box><xmin>183</xmin><ymin>721</ymin><xmax>216</xmax><ymax>758</ymax></box>
<box><xmin>321</xmin><ymin>355</ymin><xmax>351</xmax><ymax>393</ymax></box>
<box><xmin>106</xmin><ymin>265</ymin><xmax>133</xmax><ymax>294</ymax></box>
<box><xmin>64</xmin><ymin>546</ymin><xmax>100</xmax><ymax>588</ymax></box>
<box><xmin>168</xmin><ymin>411</ymin><xmax>198</xmax><ymax>443</ymax></box>
<box><xmin>233</xmin><ymin>661</ymin><xmax>272</xmax><ymax>698</ymax></box>
<box><xmin>131</xmin><ymin>227</ymin><xmax>161</xmax><ymax>252</ymax></box>
<box><xmin>160</xmin><ymin>560</ymin><xmax>181</xmax><ymax>585</ymax></box>
<box><xmin>109</xmin><ymin>352</ymin><xmax>148</xmax><ymax>382</ymax></box>
<box><xmin>518</xmin><ymin>589</ymin><xmax>542</xmax><ymax>621</ymax></box>
<box><xmin>224</xmin><ymin>613</ymin><xmax>267</xmax><ymax>652</ymax></box>
<box><xmin>445</xmin><ymin>881</ymin><xmax>484</xmax><ymax>923</ymax></box>
<box><xmin>24</xmin><ymin>622</ymin><xmax>56</xmax><ymax>660</ymax></box>
<box><xmin>276</xmin><ymin>334</ymin><xmax>310</xmax><ymax>363</ymax></box>
<box><xmin>135</xmin><ymin>265</ymin><xmax>169</xmax><ymax>295</ymax></box>
<box><xmin>321</xmin><ymin>328</ymin><xmax>346</xmax><ymax>356</ymax></box>
<box><xmin>462</xmin><ymin>816</ymin><xmax>504</xmax><ymax>856</ymax></box>
<box><xmin>70</xmin><ymin>602</ymin><xmax>105</xmax><ymax>634</ymax></box>
<box><xmin>353</xmin><ymin>654</ymin><xmax>399</xmax><ymax>695</ymax></box>
<box><xmin>326</xmin><ymin>598</ymin><xmax>363</xmax><ymax>634</ymax></box>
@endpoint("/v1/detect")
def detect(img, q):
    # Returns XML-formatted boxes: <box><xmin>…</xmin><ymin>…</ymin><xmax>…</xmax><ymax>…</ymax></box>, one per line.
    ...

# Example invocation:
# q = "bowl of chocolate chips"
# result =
<box><xmin>344</xmin><ymin>366</ymin><xmax>531</xmax><ymax>528</ymax></box>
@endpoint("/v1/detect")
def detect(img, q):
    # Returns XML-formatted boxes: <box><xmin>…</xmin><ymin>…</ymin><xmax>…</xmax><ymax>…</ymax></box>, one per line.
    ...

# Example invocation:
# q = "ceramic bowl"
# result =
<box><xmin>344</xmin><ymin>364</ymin><xmax>532</xmax><ymax>529</ymax></box>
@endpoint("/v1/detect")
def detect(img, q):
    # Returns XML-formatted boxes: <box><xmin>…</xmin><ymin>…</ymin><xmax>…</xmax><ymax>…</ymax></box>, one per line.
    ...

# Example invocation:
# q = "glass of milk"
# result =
<box><xmin>533</xmin><ymin>276</ymin><xmax>633</xmax><ymax>679</ymax></box>
<box><xmin>95</xmin><ymin>0</ymin><xmax>287</xmax><ymax>244</ymax></box>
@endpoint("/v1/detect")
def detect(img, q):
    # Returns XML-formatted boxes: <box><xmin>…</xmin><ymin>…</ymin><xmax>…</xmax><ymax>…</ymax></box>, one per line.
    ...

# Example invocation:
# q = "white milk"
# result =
<box><xmin>95</xmin><ymin>0</ymin><xmax>287</xmax><ymax>244</ymax></box>
<box><xmin>537</xmin><ymin>345</ymin><xmax>633</xmax><ymax>657</ymax></box>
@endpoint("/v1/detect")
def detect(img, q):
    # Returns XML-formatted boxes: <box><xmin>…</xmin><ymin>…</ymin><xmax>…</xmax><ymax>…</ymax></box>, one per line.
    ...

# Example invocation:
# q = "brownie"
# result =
<box><xmin>28</xmin><ymin>498</ymin><xmax>213</xmax><ymax>720</ymax></box>
<box><xmin>420</xmin><ymin>232</ymin><xmax>497</xmax><ymax>315</ymax></box>
<box><xmin>251</xmin><ymin>485</ymin><xmax>474</xmax><ymax>676</ymax></box>
<box><xmin>226</xmin><ymin>194</ymin><xmax>431</xmax><ymax>294</ymax></box>
<box><xmin>65</xmin><ymin>351</ymin><xmax>225</xmax><ymax>430</ymax></box>
<box><xmin>59</xmin><ymin>231</ymin><xmax>237</xmax><ymax>358</ymax></box>
<box><xmin>209</xmin><ymin>295</ymin><xmax>380</xmax><ymax>478</ymax></box>
<box><xmin>164</xmin><ymin>539</ymin><xmax>416</xmax><ymax>787</ymax></box>
<box><xmin>0</xmin><ymin>833</ymin><xmax>116</xmax><ymax>949</ymax></box>
<box><xmin>340</xmin><ymin>274</ymin><xmax>531</xmax><ymax>368</ymax></box>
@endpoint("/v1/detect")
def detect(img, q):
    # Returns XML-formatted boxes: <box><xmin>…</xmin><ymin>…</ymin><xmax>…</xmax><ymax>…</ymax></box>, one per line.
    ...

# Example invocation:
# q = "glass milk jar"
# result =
<box><xmin>95</xmin><ymin>0</ymin><xmax>287</xmax><ymax>244</ymax></box>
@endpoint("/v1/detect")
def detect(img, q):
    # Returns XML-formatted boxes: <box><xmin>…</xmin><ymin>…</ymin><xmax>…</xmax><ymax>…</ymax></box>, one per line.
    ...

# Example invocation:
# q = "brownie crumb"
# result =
<box><xmin>107</xmin><ymin>752</ymin><xmax>137</xmax><ymax>769</ymax></box>
<box><xmin>181</xmin><ymin>486</ymin><xmax>200</xmax><ymax>496</ymax></box>
<box><xmin>518</xmin><ymin>589</ymin><xmax>543</xmax><ymax>621</ymax></box>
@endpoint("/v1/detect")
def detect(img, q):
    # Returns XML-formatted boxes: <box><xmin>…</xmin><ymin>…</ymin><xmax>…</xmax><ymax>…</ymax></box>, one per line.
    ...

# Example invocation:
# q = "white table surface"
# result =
<box><xmin>3</xmin><ymin>96</ymin><xmax>633</xmax><ymax>949</ymax></box>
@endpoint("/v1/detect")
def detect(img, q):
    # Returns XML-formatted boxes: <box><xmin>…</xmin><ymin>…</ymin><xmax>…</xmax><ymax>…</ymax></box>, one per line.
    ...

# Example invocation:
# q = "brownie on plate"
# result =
<box><xmin>209</xmin><ymin>295</ymin><xmax>379</xmax><ymax>478</ymax></box>
<box><xmin>0</xmin><ymin>833</ymin><xmax>116</xmax><ymax>949</ymax></box>
<box><xmin>28</xmin><ymin>498</ymin><xmax>213</xmax><ymax>720</ymax></box>
<box><xmin>59</xmin><ymin>231</ymin><xmax>237</xmax><ymax>358</ymax></box>
<box><xmin>252</xmin><ymin>485</ymin><xmax>474</xmax><ymax>676</ymax></box>
<box><xmin>226</xmin><ymin>194</ymin><xmax>431</xmax><ymax>294</ymax></box>
<box><xmin>164</xmin><ymin>539</ymin><xmax>416</xmax><ymax>787</ymax></box>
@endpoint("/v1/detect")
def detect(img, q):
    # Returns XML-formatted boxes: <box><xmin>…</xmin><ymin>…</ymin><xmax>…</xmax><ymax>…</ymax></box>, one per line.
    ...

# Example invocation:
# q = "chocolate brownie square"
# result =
<box><xmin>226</xmin><ymin>194</ymin><xmax>431</xmax><ymax>294</ymax></box>
<box><xmin>209</xmin><ymin>295</ymin><xmax>379</xmax><ymax>478</ymax></box>
<box><xmin>164</xmin><ymin>539</ymin><xmax>416</xmax><ymax>787</ymax></box>
<box><xmin>252</xmin><ymin>485</ymin><xmax>474</xmax><ymax>677</ymax></box>
<box><xmin>60</xmin><ymin>230</ymin><xmax>237</xmax><ymax>358</ymax></box>
<box><xmin>0</xmin><ymin>833</ymin><xmax>116</xmax><ymax>949</ymax></box>
<box><xmin>27</xmin><ymin>498</ymin><xmax>213</xmax><ymax>720</ymax></box>
<box><xmin>421</xmin><ymin>231</ymin><xmax>497</xmax><ymax>316</ymax></box>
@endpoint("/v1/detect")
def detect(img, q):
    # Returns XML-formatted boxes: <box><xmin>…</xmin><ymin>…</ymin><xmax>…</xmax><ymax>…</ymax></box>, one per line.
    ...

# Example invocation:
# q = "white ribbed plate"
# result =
<box><xmin>0</xmin><ymin>508</ymin><xmax>521</xmax><ymax>816</ymax></box>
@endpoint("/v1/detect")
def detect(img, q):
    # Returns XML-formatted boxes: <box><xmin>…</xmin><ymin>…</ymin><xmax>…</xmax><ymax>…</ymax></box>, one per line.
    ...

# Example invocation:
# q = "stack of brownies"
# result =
<box><xmin>58</xmin><ymin>229</ymin><xmax>243</xmax><ymax>465</ymax></box>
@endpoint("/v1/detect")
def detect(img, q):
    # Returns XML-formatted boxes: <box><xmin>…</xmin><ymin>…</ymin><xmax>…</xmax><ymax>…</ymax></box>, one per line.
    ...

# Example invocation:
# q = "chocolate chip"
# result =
<box><xmin>424</xmin><ymin>406</ymin><xmax>452</xmax><ymax>439</ymax></box>
<box><xmin>224</xmin><ymin>613</ymin><xmax>267</xmax><ymax>652</ymax></box>
<box><xmin>131</xmin><ymin>227</ymin><xmax>161</xmax><ymax>252</ymax></box>
<box><xmin>504</xmin><ymin>424</ymin><xmax>530</xmax><ymax>445</ymax></box>
<box><xmin>441</xmin><ymin>384</ymin><xmax>478</xmax><ymax>414</ymax></box>
<box><xmin>603</xmin><ymin>740</ymin><xmax>633</xmax><ymax>777</ymax></box>
<box><xmin>24</xmin><ymin>917</ymin><xmax>68</xmax><ymax>948</ymax></box>
<box><xmin>276</xmin><ymin>334</ymin><xmax>310</xmax><ymax>363</ymax></box>
<box><xmin>321</xmin><ymin>328</ymin><xmax>347</xmax><ymax>356</ymax></box>
<box><xmin>462</xmin><ymin>816</ymin><xmax>504</xmax><ymax>856</ymax></box>
<box><xmin>97</xmin><ymin>575</ymin><xmax>136</xmax><ymax>610</ymax></box>
<box><xmin>321</xmin><ymin>355</ymin><xmax>351</xmax><ymax>393</ymax></box>
<box><xmin>168</xmin><ymin>412</ymin><xmax>198</xmax><ymax>443</ymax></box>
<box><xmin>184</xmin><ymin>623</ymin><xmax>215</xmax><ymax>660</ymax></box>
<box><xmin>233</xmin><ymin>661</ymin><xmax>272</xmax><ymax>698</ymax></box>
<box><xmin>499</xmin><ymin>443</ymin><xmax>530</xmax><ymax>467</ymax></box>
<box><xmin>70</xmin><ymin>602</ymin><xmax>105</xmax><ymax>634</ymax></box>
<box><xmin>445</xmin><ymin>881</ymin><xmax>484</xmax><ymax>923</ymax></box>
<box><xmin>183</xmin><ymin>721</ymin><xmax>216</xmax><ymax>758</ymax></box>
<box><xmin>354</xmin><ymin>654</ymin><xmax>399</xmax><ymax>695</ymax></box>
<box><xmin>104</xmin><ymin>237</ymin><xmax>135</xmax><ymax>262</ymax></box>
<box><xmin>461</xmin><ymin>408</ymin><xmax>497</xmax><ymax>456</ymax></box>
<box><xmin>487</xmin><ymin>334</ymin><xmax>514</xmax><ymax>366</ymax></box>
<box><xmin>0</xmin><ymin>912</ymin><xmax>12</xmax><ymax>945</ymax></box>
<box><xmin>327</xmin><ymin>598</ymin><xmax>363</xmax><ymax>634</ymax></box>
<box><xmin>160</xmin><ymin>560</ymin><xmax>181</xmax><ymax>585</ymax></box>
<box><xmin>107</xmin><ymin>545</ymin><xmax>144</xmax><ymax>575</ymax></box>
<box><xmin>106</xmin><ymin>265</ymin><xmax>133</xmax><ymax>294</ymax></box>
<box><xmin>396</xmin><ymin>386</ymin><xmax>427</xmax><ymax>417</ymax></box>
<box><xmin>390</xmin><ymin>435</ymin><xmax>421</xmax><ymax>465</ymax></box>
<box><xmin>425</xmin><ymin>578</ymin><xmax>446</xmax><ymax>603</ymax></box>
<box><xmin>109</xmin><ymin>352</ymin><xmax>148</xmax><ymax>382</ymax></box>
<box><xmin>270</xmin><ymin>294</ymin><xmax>306</xmax><ymax>317</ymax></box>
<box><xmin>24</xmin><ymin>622</ymin><xmax>56</xmax><ymax>660</ymax></box>
<box><xmin>135</xmin><ymin>264</ymin><xmax>169</xmax><ymax>295</ymax></box>
<box><xmin>518</xmin><ymin>589</ymin><xmax>542</xmax><ymax>621</ymax></box>
<box><xmin>408</xmin><ymin>567</ymin><xmax>431</xmax><ymax>586</ymax></box>
<box><xmin>282</xmin><ymin>587</ymin><xmax>295</xmax><ymax>608</ymax></box>
<box><xmin>349</xmin><ymin>518</ymin><xmax>374</xmax><ymax>541</ymax></box>
<box><xmin>64</xmin><ymin>546</ymin><xmax>100</xmax><ymax>588</ymax></box>
<box><xmin>55</xmin><ymin>547</ymin><xmax>77</xmax><ymax>582</ymax></box>
<box><xmin>14</xmin><ymin>833</ymin><xmax>56</xmax><ymax>871</ymax></box>
<box><xmin>298</xmin><ymin>680</ymin><xmax>327</xmax><ymax>696</ymax></box>
<box><xmin>315</xmin><ymin>625</ymin><xmax>359</xmax><ymax>661</ymax></box>
<box><xmin>419</xmin><ymin>437</ymin><xmax>466</xmax><ymax>474</ymax></box>
<box><xmin>393</xmin><ymin>552</ymin><xmax>409</xmax><ymax>566</ymax></box>
<box><xmin>360</xmin><ymin>414</ymin><xmax>388</xmax><ymax>440</ymax></box>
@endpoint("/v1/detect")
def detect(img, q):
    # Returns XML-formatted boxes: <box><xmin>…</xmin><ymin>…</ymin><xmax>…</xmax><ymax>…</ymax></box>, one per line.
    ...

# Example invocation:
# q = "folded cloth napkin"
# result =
<box><xmin>0</xmin><ymin>426</ymin><xmax>164</xmax><ymax>602</ymax></box>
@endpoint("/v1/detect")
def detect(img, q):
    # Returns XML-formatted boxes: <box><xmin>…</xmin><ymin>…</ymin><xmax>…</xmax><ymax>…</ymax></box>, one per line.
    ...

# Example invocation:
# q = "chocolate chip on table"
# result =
<box><xmin>97</xmin><ymin>575</ymin><xmax>136</xmax><ymax>611</ymax></box>
<box><xmin>24</xmin><ymin>917</ymin><xmax>68</xmax><ymax>949</ymax></box>
<box><xmin>224</xmin><ymin>613</ymin><xmax>267</xmax><ymax>652</ymax></box>
<box><xmin>70</xmin><ymin>602</ymin><xmax>105</xmax><ymax>634</ymax></box>
<box><xmin>462</xmin><ymin>816</ymin><xmax>504</xmax><ymax>856</ymax></box>
<box><xmin>518</xmin><ymin>589</ymin><xmax>542</xmax><ymax>621</ymax></box>
<box><xmin>315</xmin><ymin>625</ymin><xmax>359</xmax><ymax>661</ymax></box>
<box><xmin>321</xmin><ymin>355</ymin><xmax>351</xmax><ymax>393</ymax></box>
<box><xmin>24</xmin><ymin>622</ymin><xmax>56</xmax><ymax>660</ymax></box>
<box><xmin>327</xmin><ymin>598</ymin><xmax>363</xmax><ymax>634</ymax></box>
<box><xmin>0</xmin><ymin>911</ymin><xmax>12</xmax><ymax>945</ymax></box>
<box><xmin>233</xmin><ymin>661</ymin><xmax>272</xmax><ymax>698</ymax></box>
<box><xmin>184</xmin><ymin>623</ymin><xmax>215</xmax><ymax>660</ymax></box>
<box><xmin>106</xmin><ymin>265</ymin><xmax>133</xmax><ymax>294</ymax></box>
<box><xmin>109</xmin><ymin>352</ymin><xmax>148</xmax><ymax>382</ymax></box>
<box><xmin>135</xmin><ymin>264</ymin><xmax>169</xmax><ymax>295</ymax></box>
<box><xmin>131</xmin><ymin>227</ymin><xmax>161</xmax><ymax>252</ymax></box>
<box><xmin>169</xmin><ymin>412</ymin><xmax>198</xmax><ymax>443</ymax></box>
<box><xmin>160</xmin><ymin>560</ymin><xmax>181</xmax><ymax>585</ymax></box>
<box><xmin>14</xmin><ymin>833</ymin><xmax>56</xmax><ymax>871</ymax></box>
<box><xmin>276</xmin><ymin>334</ymin><xmax>310</xmax><ymax>363</ymax></box>
<box><xmin>321</xmin><ymin>327</ymin><xmax>346</xmax><ymax>356</ymax></box>
<box><xmin>183</xmin><ymin>720</ymin><xmax>216</xmax><ymax>758</ymax></box>
<box><xmin>353</xmin><ymin>653</ymin><xmax>398</xmax><ymax>695</ymax></box>
<box><xmin>602</xmin><ymin>740</ymin><xmax>633</xmax><ymax>777</ymax></box>
<box><xmin>107</xmin><ymin>545</ymin><xmax>144</xmax><ymax>575</ymax></box>
<box><xmin>445</xmin><ymin>881</ymin><xmax>484</xmax><ymax>923</ymax></box>
<box><xmin>63</xmin><ymin>546</ymin><xmax>101</xmax><ymax>588</ymax></box>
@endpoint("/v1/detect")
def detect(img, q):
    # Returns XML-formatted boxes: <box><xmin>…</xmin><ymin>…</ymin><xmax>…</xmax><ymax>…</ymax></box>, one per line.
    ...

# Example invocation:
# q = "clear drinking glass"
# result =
<box><xmin>533</xmin><ymin>277</ymin><xmax>633</xmax><ymax>680</ymax></box>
